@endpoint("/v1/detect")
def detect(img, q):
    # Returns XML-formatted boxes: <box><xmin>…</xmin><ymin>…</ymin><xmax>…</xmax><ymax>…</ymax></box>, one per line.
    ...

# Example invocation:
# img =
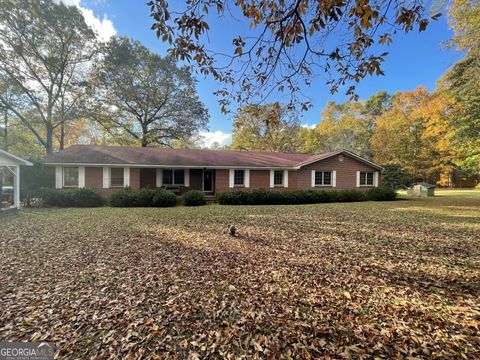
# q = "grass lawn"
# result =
<box><xmin>1</xmin><ymin>191</ymin><xmax>479</xmax><ymax>358</ymax></box>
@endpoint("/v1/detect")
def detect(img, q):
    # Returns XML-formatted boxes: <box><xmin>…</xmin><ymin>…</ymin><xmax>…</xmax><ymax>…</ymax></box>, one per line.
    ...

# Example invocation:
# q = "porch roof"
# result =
<box><xmin>0</xmin><ymin>149</ymin><xmax>33</xmax><ymax>166</ymax></box>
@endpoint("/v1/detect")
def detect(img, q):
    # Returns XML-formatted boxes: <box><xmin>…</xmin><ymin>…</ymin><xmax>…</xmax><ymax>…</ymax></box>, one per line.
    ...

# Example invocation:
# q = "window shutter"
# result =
<box><xmin>311</xmin><ymin>170</ymin><xmax>316</xmax><ymax>187</ymax></box>
<box><xmin>184</xmin><ymin>169</ymin><xmax>190</xmax><ymax>187</ymax></box>
<box><xmin>156</xmin><ymin>169</ymin><xmax>163</xmax><ymax>187</ymax></box>
<box><xmin>229</xmin><ymin>169</ymin><xmax>234</xmax><ymax>188</ymax></box>
<box><xmin>103</xmin><ymin>167</ymin><xmax>110</xmax><ymax>188</ymax></box>
<box><xmin>55</xmin><ymin>166</ymin><xmax>62</xmax><ymax>189</ymax></box>
<box><xmin>373</xmin><ymin>171</ymin><xmax>379</xmax><ymax>187</ymax></box>
<box><xmin>78</xmin><ymin>166</ymin><xmax>85</xmax><ymax>188</ymax></box>
<box><xmin>356</xmin><ymin>171</ymin><xmax>360</xmax><ymax>187</ymax></box>
<box><xmin>123</xmin><ymin>167</ymin><xmax>130</xmax><ymax>187</ymax></box>
<box><xmin>284</xmin><ymin>170</ymin><xmax>289</xmax><ymax>188</ymax></box>
<box><xmin>332</xmin><ymin>170</ymin><xmax>336</xmax><ymax>187</ymax></box>
<box><xmin>245</xmin><ymin>169</ymin><xmax>250</xmax><ymax>188</ymax></box>
<box><xmin>269</xmin><ymin>170</ymin><xmax>274</xmax><ymax>188</ymax></box>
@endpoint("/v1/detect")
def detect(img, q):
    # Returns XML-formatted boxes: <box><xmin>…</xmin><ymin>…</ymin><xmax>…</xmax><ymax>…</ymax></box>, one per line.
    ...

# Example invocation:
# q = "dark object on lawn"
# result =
<box><xmin>228</xmin><ymin>224</ymin><xmax>236</xmax><ymax>237</ymax></box>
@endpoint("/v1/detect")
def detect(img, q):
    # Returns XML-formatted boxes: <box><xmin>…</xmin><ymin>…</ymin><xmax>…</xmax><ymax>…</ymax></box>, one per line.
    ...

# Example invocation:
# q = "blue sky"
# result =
<box><xmin>76</xmin><ymin>0</ymin><xmax>463</xmax><ymax>146</ymax></box>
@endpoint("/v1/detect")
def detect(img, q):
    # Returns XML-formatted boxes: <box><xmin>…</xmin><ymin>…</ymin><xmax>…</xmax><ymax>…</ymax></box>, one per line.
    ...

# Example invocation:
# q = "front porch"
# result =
<box><xmin>138</xmin><ymin>168</ymin><xmax>216</xmax><ymax>195</ymax></box>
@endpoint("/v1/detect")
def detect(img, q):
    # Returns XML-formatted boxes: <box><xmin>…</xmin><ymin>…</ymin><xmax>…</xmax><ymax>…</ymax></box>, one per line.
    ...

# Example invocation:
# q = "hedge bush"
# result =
<box><xmin>152</xmin><ymin>189</ymin><xmax>177</xmax><ymax>207</ymax></box>
<box><xmin>109</xmin><ymin>188</ymin><xmax>176</xmax><ymax>207</ymax></box>
<box><xmin>183</xmin><ymin>190</ymin><xmax>206</xmax><ymax>206</ymax></box>
<box><xmin>218</xmin><ymin>188</ymin><xmax>396</xmax><ymax>205</ymax></box>
<box><xmin>39</xmin><ymin>188</ymin><xmax>104</xmax><ymax>207</ymax></box>
<box><xmin>367</xmin><ymin>187</ymin><xmax>397</xmax><ymax>201</ymax></box>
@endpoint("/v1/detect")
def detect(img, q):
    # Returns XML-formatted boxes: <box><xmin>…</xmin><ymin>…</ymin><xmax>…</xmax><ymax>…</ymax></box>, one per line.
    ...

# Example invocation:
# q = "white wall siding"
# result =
<box><xmin>184</xmin><ymin>169</ymin><xmax>190</xmax><ymax>187</ymax></box>
<box><xmin>55</xmin><ymin>166</ymin><xmax>62</xmax><ymax>189</ymax></box>
<box><xmin>103</xmin><ymin>167</ymin><xmax>110</xmax><ymax>189</ymax></box>
<box><xmin>229</xmin><ymin>169</ymin><xmax>234</xmax><ymax>188</ymax></box>
<box><xmin>156</xmin><ymin>169</ymin><xmax>163</xmax><ymax>187</ymax></box>
<box><xmin>123</xmin><ymin>167</ymin><xmax>130</xmax><ymax>187</ymax></box>
<box><xmin>78</xmin><ymin>166</ymin><xmax>85</xmax><ymax>188</ymax></box>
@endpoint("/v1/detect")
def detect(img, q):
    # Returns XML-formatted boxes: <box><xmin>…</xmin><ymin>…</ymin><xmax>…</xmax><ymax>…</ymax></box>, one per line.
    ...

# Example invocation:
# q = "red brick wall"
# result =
<box><xmin>295</xmin><ymin>154</ymin><xmax>380</xmax><ymax>190</ymax></box>
<box><xmin>84</xmin><ymin>167</ymin><xmax>141</xmax><ymax>197</ymax></box>
<box><xmin>189</xmin><ymin>169</ymin><xmax>203</xmax><ymax>192</ymax></box>
<box><xmin>215</xmin><ymin>169</ymin><xmax>297</xmax><ymax>193</ymax></box>
<box><xmin>129</xmin><ymin>168</ymin><xmax>140</xmax><ymax>190</ymax></box>
<box><xmin>215</xmin><ymin>169</ymin><xmax>230</xmax><ymax>194</ymax></box>
<box><xmin>213</xmin><ymin>154</ymin><xmax>380</xmax><ymax>195</ymax></box>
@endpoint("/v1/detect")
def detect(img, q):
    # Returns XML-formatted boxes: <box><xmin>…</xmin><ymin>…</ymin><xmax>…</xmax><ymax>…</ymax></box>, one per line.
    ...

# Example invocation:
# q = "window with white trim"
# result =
<box><xmin>63</xmin><ymin>167</ymin><xmax>79</xmax><ymax>187</ymax></box>
<box><xmin>273</xmin><ymin>170</ymin><xmax>283</xmax><ymax>186</ymax></box>
<box><xmin>162</xmin><ymin>169</ymin><xmax>185</xmax><ymax>186</ymax></box>
<box><xmin>110</xmin><ymin>168</ymin><xmax>124</xmax><ymax>187</ymax></box>
<box><xmin>360</xmin><ymin>171</ymin><xmax>374</xmax><ymax>186</ymax></box>
<box><xmin>234</xmin><ymin>170</ymin><xmax>245</xmax><ymax>186</ymax></box>
<box><xmin>314</xmin><ymin>171</ymin><xmax>332</xmax><ymax>186</ymax></box>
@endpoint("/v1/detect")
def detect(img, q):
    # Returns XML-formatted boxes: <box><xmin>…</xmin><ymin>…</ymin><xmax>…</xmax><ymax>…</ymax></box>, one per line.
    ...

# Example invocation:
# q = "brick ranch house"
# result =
<box><xmin>43</xmin><ymin>145</ymin><xmax>383</xmax><ymax>197</ymax></box>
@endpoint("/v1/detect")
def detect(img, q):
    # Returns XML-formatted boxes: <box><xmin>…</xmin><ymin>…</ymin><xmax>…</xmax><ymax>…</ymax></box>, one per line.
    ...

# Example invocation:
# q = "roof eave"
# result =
<box><xmin>43</xmin><ymin>162</ymin><xmax>299</xmax><ymax>170</ymax></box>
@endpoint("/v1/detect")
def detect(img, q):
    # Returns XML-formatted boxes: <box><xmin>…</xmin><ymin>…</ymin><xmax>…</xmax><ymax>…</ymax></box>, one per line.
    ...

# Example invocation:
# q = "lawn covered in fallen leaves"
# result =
<box><xmin>1</xmin><ymin>191</ymin><xmax>479</xmax><ymax>358</ymax></box>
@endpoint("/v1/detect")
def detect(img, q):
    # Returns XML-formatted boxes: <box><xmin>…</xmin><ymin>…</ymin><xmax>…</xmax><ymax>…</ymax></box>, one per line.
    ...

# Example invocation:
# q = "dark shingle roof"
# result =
<box><xmin>43</xmin><ymin>145</ymin><xmax>383</xmax><ymax>170</ymax></box>
<box><xmin>44</xmin><ymin>145</ymin><xmax>319</xmax><ymax>168</ymax></box>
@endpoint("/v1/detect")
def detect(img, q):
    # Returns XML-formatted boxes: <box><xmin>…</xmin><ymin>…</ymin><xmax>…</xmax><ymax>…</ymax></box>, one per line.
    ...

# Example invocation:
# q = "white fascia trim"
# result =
<box><xmin>0</xmin><ymin>149</ymin><xmax>33</xmax><ymax>166</ymax></box>
<box><xmin>44</xmin><ymin>163</ymin><xmax>299</xmax><ymax>170</ymax></box>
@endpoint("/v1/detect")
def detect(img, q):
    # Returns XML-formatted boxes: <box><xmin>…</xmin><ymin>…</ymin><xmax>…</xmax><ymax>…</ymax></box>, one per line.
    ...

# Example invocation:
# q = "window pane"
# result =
<box><xmin>274</xmin><ymin>170</ymin><xmax>283</xmax><ymax>185</ymax></box>
<box><xmin>323</xmin><ymin>171</ymin><xmax>332</xmax><ymax>185</ymax></box>
<box><xmin>174</xmin><ymin>170</ymin><xmax>185</xmax><ymax>185</ymax></box>
<box><xmin>63</xmin><ymin>167</ymin><xmax>78</xmax><ymax>187</ymax></box>
<box><xmin>315</xmin><ymin>171</ymin><xmax>322</xmax><ymax>185</ymax></box>
<box><xmin>360</xmin><ymin>172</ymin><xmax>366</xmax><ymax>185</ymax></box>
<box><xmin>367</xmin><ymin>172</ymin><xmax>374</xmax><ymax>185</ymax></box>
<box><xmin>234</xmin><ymin>170</ymin><xmax>244</xmax><ymax>185</ymax></box>
<box><xmin>110</xmin><ymin>168</ymin><xmax>124</xmax><ymax>187</ymax></box>
<box><xmin>163</xmin><ymin>170</ymin><xmax>173</xmax><ymax>185</ymax></box>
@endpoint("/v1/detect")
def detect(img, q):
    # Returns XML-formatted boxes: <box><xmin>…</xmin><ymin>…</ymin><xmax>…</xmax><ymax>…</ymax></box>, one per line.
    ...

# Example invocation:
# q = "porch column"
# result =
<box><xmin>14</xmin><ymin>165</ymin><xmax>20</xmax><ymax>209</ymax></box>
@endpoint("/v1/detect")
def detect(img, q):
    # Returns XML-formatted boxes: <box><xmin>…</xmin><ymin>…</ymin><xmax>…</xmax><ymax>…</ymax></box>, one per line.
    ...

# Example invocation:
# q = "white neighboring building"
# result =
<box><xmin>0</xmin><ymin>149</ymin><xmax>33</xmax><ymax>210</ymax></box>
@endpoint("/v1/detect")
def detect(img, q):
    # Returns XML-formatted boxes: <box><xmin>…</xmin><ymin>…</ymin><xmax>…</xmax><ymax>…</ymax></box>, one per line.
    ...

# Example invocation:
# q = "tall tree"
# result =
<box><xmin>149</xmin><ymin>0</ymin><xmax>439</xmax><ymax>112</ymax></box>
<box><xmin>371</xmin><ymin>87</ymin><xmax>440</xmax><ymax>180</ymax></box>
<box><xmin>0</xmin><ymin>0</ymin><xmax>98</xmax><ymax>154</ymax></box>
<box><xmin>91</xmin><ymin>36</ymin><xmax>209</xmax><ymax>147</ymax></box>
<box><xmin>300</xmin><ymin>91</ymin><xmax>390</xmax><ymax>158</ymax></box>
<box><xmin>439</xmin><ymin>0</ymin><xmax>480</xmax><ymax>172</ymax></box>
<box><xmin>230</xmin><ymin>102</ymin><xmax>301</xmax><ymax>152</ymax></box>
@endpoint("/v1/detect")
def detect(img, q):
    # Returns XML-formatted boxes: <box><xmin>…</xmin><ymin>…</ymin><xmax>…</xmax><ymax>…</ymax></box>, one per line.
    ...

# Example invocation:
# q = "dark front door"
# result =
<box><xmin>140</xmin><ymin>168</ymin><xmax>156</xmax><ymax>188</ymax></box>
<box><xmin>203</xmin><ymin>170</ymin><xmax>214</xmax><ymax>192</ymax></box>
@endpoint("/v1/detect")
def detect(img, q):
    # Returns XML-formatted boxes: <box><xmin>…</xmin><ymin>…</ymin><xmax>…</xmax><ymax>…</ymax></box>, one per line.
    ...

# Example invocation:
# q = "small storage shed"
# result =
<box><xmin>412</xmin><ymin>182</ymin><xmax>435</xmax><ymax>197</ymax></box>
<box><xmin>0</xmin><ymin>149</ymin><xmax>33</xmax><ymax>210</ymax></box>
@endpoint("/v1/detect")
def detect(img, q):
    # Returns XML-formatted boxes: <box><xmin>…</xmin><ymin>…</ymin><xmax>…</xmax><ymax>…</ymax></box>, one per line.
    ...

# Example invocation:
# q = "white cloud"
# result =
<box><xmin>301</xmin><ymin>123</ymin><xmax>316</xmax><ymax>129</ymax></box>
<box><xmin>200</xmin><ymin>131</ymin><xmax>232</xmax><ymax>148</ymax></box>
<box><xmin>58</xmin><ymin>0</ymin><xmax>116</xmax><ymax>42</ymax></box>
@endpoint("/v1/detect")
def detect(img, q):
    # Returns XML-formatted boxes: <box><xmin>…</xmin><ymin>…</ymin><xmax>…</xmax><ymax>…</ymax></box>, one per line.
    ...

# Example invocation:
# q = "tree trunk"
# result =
<box><xmin>2</xmin><ymin>109</ymin><xmax>7</xmax><ymax>151</ymax></box>
<box><xmin>60</xmin><ymin>122</ymin><xmax>65</xmax><ymax>150</ymax></box>
<box><xmin>46</xmin><ymin>124</ymin><xmax>54</xmax><ymax>154</ymax></box>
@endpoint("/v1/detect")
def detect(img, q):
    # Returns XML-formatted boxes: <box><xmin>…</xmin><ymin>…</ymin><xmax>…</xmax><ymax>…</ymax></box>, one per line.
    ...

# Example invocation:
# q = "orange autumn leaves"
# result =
<box><xmin>371</xmin><ymin>86</ymin><xmax>460</xmax><ymax>179</ymax></box>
